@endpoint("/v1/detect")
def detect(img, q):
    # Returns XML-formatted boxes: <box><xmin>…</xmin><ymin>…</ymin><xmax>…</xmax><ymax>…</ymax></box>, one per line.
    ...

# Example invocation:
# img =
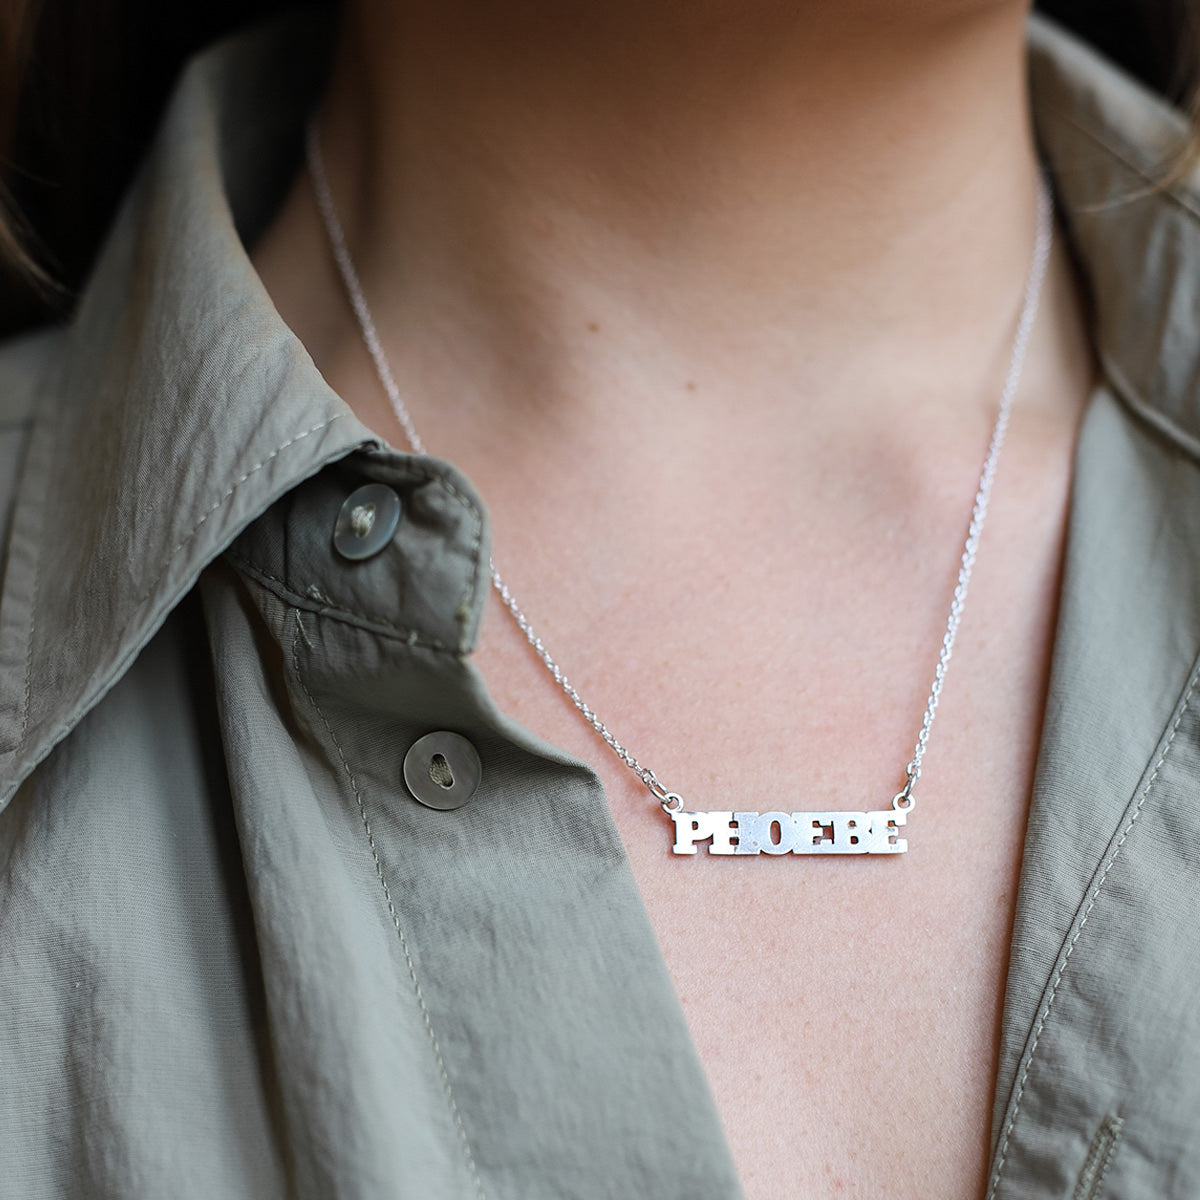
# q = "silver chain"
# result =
<box><xmin>899</xmin><ymin>183</ymin><xmax>1053</xmax><ymax>808</ymax></box>
<box><xmin>308</xmin><ymin>122</ymin><xmax>1054</xmax><ymax>816</ymax></box>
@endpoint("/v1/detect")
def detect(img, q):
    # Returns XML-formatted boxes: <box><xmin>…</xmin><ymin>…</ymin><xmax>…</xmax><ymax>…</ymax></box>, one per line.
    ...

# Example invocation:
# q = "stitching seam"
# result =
<box><xmin>987</xmin><ymin>667</ymin><xmax>1199</xmax><ymax>1197</ymax></box>
<box><xmin>18</xmin><ymin>415</ymin><xmax>343</xmax><ymax>752</ymax></box>
<box><xmin>18</xmin><ymin>481</ymin><xmax>42</xmax><ymax>745</ymax></box>
<box><xmin>1071</xmin><ymin>1114</ymin><xmax>1124</xmax><ymax>1200</ymax></box>
<box><xmin>231</xmin><ymin>558</ymin><xmax>454</xmax><ymax>653</ymax></box>
<box><xmin>12</xmin><ymin>358</ymin><xmax>62</xmax><ymax>748</ymax></box>
<box><xmin>138</xmin><ymin>417</ymin><xmax>345</xmax><ymax>609</ymax></box>
<box><xmin>291</xmin><ymin>612</ymin><xmax>485</xmax><ymax>1199</ymax></box>
<box><xmin>16</xmin><ymin>386</ymin><xmax>58</xmax><ymax>745</ymax></box>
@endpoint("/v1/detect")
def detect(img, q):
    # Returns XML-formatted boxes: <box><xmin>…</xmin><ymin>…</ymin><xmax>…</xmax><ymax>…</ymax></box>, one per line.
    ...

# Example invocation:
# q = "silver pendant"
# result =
<box><xmin>669</xmin><ymin>808</ymin><xmax>907</xmax><ymax>856</ymax></box>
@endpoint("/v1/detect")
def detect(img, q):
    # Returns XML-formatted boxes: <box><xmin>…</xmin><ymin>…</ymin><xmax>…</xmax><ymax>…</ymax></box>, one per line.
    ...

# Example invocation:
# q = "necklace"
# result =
<box><xmin>307</xmin><ymin>125</ymin><xmax>1054</xmax><ymax>858</ymax></box>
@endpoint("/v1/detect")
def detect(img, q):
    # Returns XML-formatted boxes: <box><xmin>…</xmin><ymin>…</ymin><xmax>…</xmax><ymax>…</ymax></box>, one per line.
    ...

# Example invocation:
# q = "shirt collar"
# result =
<box><xmin>2</xmin><ymin>13</ymin><xmax>1200</xmax><ymax>806</ymax></box>
<box><xmin>0</xmin><ymin>13</ymin><xmax>374</xmax><ymax>803</ymax></box>
<box><xmin>1030</xmin><ymin>17</ymin><xmax>1200</xmax><ymax>457</ymax></box>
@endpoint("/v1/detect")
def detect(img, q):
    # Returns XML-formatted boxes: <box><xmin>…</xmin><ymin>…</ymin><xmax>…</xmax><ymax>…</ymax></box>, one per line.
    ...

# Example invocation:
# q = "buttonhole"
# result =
<box><xmin>1072</xmin><ymin>1114</ymin><xmax>1123</xmax><ymax>1200</ymax></box>
<box><xmin>428</xmin><ymin>753</ymin><xmax>455</xmax><ymax>789</ymax></box>
<box><xmin>350</xmin><ymin>503</ymin><xmax>376</xmax><ymax>539</ymax></box>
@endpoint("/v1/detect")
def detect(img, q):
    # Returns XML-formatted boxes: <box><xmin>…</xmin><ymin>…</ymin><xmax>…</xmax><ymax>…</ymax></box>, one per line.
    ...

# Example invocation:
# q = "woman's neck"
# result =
<box><xmin>279</xmin><ymin>0</ymin><xmax>1053</xmax><ymax>450</ymax></box>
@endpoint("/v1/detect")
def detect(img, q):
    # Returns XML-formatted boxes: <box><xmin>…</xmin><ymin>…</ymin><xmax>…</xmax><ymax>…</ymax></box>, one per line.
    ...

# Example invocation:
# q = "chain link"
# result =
<box><xmin>901</xmin><ymin>178</ymin><xmax>1055</xmax><ymax>809</ymax></box>
<box><xmin>309</xmin><ymin>122</ymin><xmax>1054</xmax><ymax>817</ymax></box>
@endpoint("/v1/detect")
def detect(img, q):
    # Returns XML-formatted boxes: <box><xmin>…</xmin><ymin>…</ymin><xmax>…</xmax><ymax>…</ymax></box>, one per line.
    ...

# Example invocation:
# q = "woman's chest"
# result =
<box><xmin>470</xmin><ymin>475</ymin><xmax>1067</xmax><ymax>1198</ymax></box>
<box><xmin>629</xmin><ymin>747</ymin><xmax>1034</xmax><ymax>1200</ymax></box>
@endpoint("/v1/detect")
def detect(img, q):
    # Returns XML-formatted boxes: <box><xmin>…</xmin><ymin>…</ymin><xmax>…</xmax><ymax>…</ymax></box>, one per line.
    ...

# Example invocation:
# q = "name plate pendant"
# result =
<box><xmin>670</xmin><ymin>808</ymin><xmax>908</xmax><ymax>856</ymax></box>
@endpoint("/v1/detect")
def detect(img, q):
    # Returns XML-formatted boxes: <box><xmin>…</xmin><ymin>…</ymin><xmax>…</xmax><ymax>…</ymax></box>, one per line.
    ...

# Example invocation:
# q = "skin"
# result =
<box><xmin>253</xmin><ymin>1</ymin><xmax>1096</xmax><ymax>1195</ymax></box>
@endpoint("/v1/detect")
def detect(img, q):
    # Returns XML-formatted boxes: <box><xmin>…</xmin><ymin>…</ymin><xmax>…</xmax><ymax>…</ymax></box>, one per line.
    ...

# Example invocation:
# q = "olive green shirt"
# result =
<box><xmin>3</xmin><ymin>13</ymin><xmax>1200</xmax><ymax>1199</ymax></box>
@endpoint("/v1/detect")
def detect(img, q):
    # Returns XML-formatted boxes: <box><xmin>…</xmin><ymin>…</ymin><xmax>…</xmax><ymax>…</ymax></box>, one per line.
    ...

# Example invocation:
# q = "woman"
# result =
<box><xmin>0</xmin><ymin>2</ymin><xmax>1197</xmax><ymax>1197</ymax></box>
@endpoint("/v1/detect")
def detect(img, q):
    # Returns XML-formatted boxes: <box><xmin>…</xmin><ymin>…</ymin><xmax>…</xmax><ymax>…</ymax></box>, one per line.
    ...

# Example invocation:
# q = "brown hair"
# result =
<box><xmin>0</xmin><ymin>0</ymin><xmax>47</xmax><ymax>298</ymax></box>
<box><xmin>0</xmin><ymin>0</ymin><xmax>302</xmax><ymax>333</ymax></box>
<box><xmin>1038</xmin><ymin>0</ymin><xmax>1200</xmax><ymax>182</ymax></box>
<box><xmin>0</xmin><ymin>0</ymin><xmax>1197</xmax><ymax>337</ymax></box>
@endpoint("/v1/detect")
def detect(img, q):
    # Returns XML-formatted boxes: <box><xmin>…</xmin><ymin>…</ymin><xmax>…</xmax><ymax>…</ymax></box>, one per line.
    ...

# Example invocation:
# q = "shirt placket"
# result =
<box><xmin>218</xmin><ymin>448</ymin><xmax>744</xmax><ymax>1200</ymax></box>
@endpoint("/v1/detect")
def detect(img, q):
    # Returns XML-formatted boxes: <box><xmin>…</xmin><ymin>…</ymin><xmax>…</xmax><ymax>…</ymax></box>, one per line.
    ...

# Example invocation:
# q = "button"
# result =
<box><xmin>403</xmin><ymin>731</ymin><xmax>482</xmax><ymax>810</ymax></box>
<box><xmin>333</xmin><ymin>483</ymin><xmax>402</xmax><ymax>561</ymax></box>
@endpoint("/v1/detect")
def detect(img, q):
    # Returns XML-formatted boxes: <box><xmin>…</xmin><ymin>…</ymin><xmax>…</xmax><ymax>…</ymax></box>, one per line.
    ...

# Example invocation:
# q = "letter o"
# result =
<box><xmin>756</xmin><ymin>811</ymin><xmax>796</xmax><ymax>855</ymax></box>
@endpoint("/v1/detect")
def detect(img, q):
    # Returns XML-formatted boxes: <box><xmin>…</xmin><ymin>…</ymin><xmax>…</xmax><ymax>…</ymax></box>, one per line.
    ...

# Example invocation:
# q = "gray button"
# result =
<box><xmin>333</xmin><ymin>483</ymin><xmax>402</xmax><ymax>561</ymax></box>
<box><xmin>403</xmin><ymin>731</ymin><xmax>482</xmax><ymax>810</ymax></box>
